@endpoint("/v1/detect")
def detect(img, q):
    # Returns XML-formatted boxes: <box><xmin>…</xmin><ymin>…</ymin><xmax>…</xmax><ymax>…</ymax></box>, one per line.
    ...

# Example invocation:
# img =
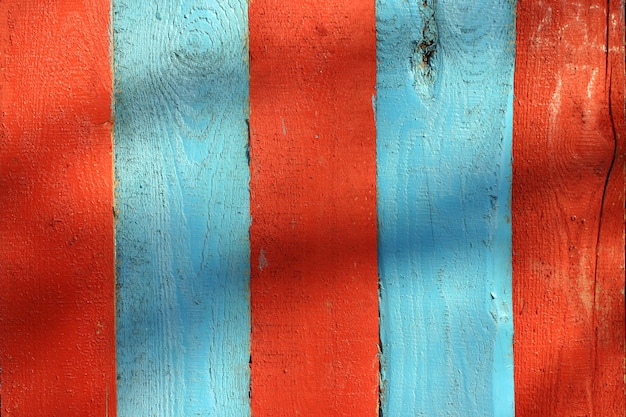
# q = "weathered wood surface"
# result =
<box><xmin>113</xmin><ymin>1</ymin><xmax>251</xmax><ymax>415</ymax></box>
<box><xmin>512</xmin><ymin>0</ymin><xmax>625</xmax><ymax>415</ymax></box>
<box><xmin>248</xmin><ymin>1</ymin><xmax>380</xmax><ymax>415</ymax></box>
<box><xmin>1</xmin><ymin>1</ymin><xmax>622</xmax><ymax>415</ymax></box>
<box><xmin>376</xmin><ymin>0</ymin><xmax>516</xmax><ymax>415</ymax></box>
<box><xmin>0</xmin><ymin>1</ymin><xmax>116</xmax><ymax>415</ymax></box>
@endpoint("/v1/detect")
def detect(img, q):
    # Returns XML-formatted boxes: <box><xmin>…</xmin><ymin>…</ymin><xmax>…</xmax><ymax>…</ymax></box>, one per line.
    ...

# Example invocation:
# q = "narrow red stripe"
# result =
<box><xmin>594</xmin><ymin>2</ymin><xmax>626</xmax><ymax>412</ymax></box>
<box><xmin>513</xmin><ymin>1</ymin><xmax>625</xmax><ymax>415</ymax></box>
<box><xmin>0</xmin><ymin>2</ymin><xmax>115</xmax><ymax>415</ymax></box>
<box><xmin>248</xmin><ymin>1</ymin><xmax>379</xmax><ymax>415</ymax></box>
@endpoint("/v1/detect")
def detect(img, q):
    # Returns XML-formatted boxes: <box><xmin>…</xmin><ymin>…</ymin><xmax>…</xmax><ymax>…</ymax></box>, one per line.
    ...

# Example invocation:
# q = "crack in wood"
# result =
<box><xmin>410</xmin><ymin>0</ymin><xmax>438</xmax><ymax>97</ymax></box>
<box><xmin>593</xmin><ymin>0</ymin><xmax>618</xmax><ymax>327</ymax></box>
<box><xmin>592</xmin><ymin>8</ymin><xmax>619</xmax><ymax>388</ymax></box>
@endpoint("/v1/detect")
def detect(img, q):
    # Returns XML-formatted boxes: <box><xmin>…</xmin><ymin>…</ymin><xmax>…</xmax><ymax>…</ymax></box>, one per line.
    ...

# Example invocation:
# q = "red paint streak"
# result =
<box><xmin>594</xmin><ymin>0</ymin><xmax>625</xmax><ymax>412</ymax></box>
<box><xmin>513</xmin><ymin>1</ymin><xmax>624</xmax><ymax>416</ymax></box>
<box><xmin>249</xmin><ymin>1</ymin><xmax>379</xmax><ymax>416</ymax></box>
<box><xmin>0</xmin><ymin>2</ymin><xmax>115</xmax><ymax>416</ymax></box>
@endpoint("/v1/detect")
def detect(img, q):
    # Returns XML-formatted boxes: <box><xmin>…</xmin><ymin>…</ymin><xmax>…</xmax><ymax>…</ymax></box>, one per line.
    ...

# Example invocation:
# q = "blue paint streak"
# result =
<box><xmin>376</xmin><ymin>1</ymin><xmax>516</xmax><ymax>416</ymax></box>
<box><xmin>113</xmin><ymin>1</ymin><xmax>250</xmax><ymax>416</ymax></box>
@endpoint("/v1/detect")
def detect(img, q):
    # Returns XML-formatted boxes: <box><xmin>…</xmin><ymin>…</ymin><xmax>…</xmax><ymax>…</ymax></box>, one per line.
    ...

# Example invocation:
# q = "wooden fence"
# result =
<box><xmin>0</xmin><ymin>1</ymin><xmax>623</xmax><ymax>416</ymax></box>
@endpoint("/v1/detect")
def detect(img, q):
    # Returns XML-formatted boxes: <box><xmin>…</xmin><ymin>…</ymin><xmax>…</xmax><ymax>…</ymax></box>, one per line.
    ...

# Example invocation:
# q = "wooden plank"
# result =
<box><xmin>512</xmin><ymin>1</ymin><xmax>625</xmax><ymax>415</ymax></box>
<box><xmin>0</xmin><ymin>1</ymin><xmax>116</xmax><ymax>415</ymax></box>
<box><xmin>595</xmin><ymin>1</ymin><xmax>625</xmax><ymax>411</ymax></box>
<box><xmin>113</xmin><ymin>1</ymin><xmax>251</xmax><ymax>415</ymax></box>
<box><xmin>248</xmin><ymin>1</ymin><xmax>380</xmax><ymax>416</ymax></box>
<box><xmin>376</xmin><ymin>1</ymin><xmax>516</xmax><ymax>415</ymax></box>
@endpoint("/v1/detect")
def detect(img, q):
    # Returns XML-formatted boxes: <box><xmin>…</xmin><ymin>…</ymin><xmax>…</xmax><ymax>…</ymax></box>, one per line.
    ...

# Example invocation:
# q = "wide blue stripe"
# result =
<box><xmin>113</xmin><ymin>1</ymin><xmax>250</xmax><ymax>416</ymax></box>
<box><xmin>376</xmin><ymin>1</ymin><xmax>516</xmax><ymax>416</ymax></box>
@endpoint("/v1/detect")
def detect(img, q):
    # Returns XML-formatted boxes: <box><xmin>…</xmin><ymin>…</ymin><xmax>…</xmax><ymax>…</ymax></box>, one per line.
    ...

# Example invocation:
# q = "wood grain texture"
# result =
<box><xmin>376</xmin><ymin>1</ymin><xmax>516</xmax><ymax>415</ymax></box>
<box><xmin>248</xmin><ymin>1</ymin><xmax>380</xmax><ymax>416</ymax></box>
<box><xmin>0</xmin><ymin>1</ymin><xmax>116</xmax><ymax>415</ymax></box>
<box><xmin>512</xmin><ymin>1</ymin><xmax>625</xmax><ymax>416</ymax></box>
<box><xmin>113</xmin><ymin>1</ymin><xmax>250</xmax><ymax>416</ymax></box>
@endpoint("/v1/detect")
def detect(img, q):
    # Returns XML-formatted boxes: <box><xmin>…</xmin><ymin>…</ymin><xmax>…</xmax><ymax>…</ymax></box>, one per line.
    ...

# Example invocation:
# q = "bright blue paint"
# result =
<box><xmin>491</xmin><ymin>88</ymin><xmax>515</xmax><ymax>416</ymax></box>
<box><xmin>113</xmin><ymin>1</ymin><xmax>250</xmax><ymax>416</ymax></box>
<box><xmin>376</xmin><ymin>1</ymin><xmax>516</xmax><ymax>416</ymax></box>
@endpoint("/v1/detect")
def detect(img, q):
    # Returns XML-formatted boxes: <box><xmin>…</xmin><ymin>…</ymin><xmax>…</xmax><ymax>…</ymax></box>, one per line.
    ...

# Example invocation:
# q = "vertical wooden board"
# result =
<box><xmin>113</xmin><ymin>1</ymin><xmax>250</xmax><ymax>416</ymax></box>
<box><xmin>0</xmin><ymin>1</ymin><xmax>116</xmax><ymax>415</ymax></box>
<box><xmin>376</xmin><ymin>1</ymin><xmax>516</xmax><ymax>416</ymax></box>
<box><xmin>595</xmin><ymin>0</ymin><xmax>625</xmax><ymax>412</ymax></box>
<box><xmin>248</xmin><ymin>1</ymin><xmax>380</xmax><ymax>416</ymax></box>
<box><xmin>513</xmin><ymin>1</ymin><xmax>625</xmax><ymax>416</ymax></box>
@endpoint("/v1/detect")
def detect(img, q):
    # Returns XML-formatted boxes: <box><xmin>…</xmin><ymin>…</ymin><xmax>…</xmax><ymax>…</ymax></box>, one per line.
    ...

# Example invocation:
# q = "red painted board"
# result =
<box><xmin>594</xmin><ymin>0</ymin><xmax>626</xmax><ymax>411</ymax></box>
<box><xmin>0</xmin><ymin>1</ymin><xmax>115</xmax><ymax>416</ymax></box>
<box><xmin>248</xmin><ymin>1</ymin><xmax>380</xmax><ymax>416</ymax></box>
<box><xmin>512</xmin><ymin>1</ymin><xmax>625</xmax><ymax>416</ymax></box>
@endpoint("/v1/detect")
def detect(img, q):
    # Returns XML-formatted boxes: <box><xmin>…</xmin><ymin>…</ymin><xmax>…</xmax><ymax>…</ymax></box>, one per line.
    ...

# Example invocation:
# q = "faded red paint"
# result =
<box><xmin>0</xmin><ymin>1</ymin><xmax>115</xmax><ymax>416</ymax></box>
<box><xmin>248</xmin><ymin>1</ymin><xmax>380</xmax><ymax>416</ymax></box>
<box><xmin>513</xmin><ymin>1</ymin><xmax>625</xmax><ymax>416</ymax></box>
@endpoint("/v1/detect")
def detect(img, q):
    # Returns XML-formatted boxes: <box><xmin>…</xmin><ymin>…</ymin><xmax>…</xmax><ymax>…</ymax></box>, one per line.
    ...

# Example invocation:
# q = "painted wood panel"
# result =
<box><xmin>248</xmin><ymin>1</ymin><xmax>380</xmax><ymax>415</ymax></box>
<box><xmin>113</xmin><ymin>1</ymin><xmax>251</xmax><ymax>416</ymax></box>
<box><xmin>0</xmin><ymin>1</ymin><xmax>116</xmax><ymax>415</ymax></box>
<box><xmin>512</xmin><ymin>1</ymin><xmax>625</xmax><ymax>415</ymax></box>
<box><xmin>376</xmin><ymin>1</ymin><xmax>516</xmax><ymax>415</ymax></box>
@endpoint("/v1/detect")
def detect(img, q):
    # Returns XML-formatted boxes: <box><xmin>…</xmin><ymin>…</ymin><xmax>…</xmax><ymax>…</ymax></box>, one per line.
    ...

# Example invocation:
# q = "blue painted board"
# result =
<box><xmin>113</xmin><ymin>1</ymin><xmax>250</xmax><ymax>416</ymax></box>
<box><xmin>376</xmin><ymin>1</ymin><xmax>516</xmax><ymax>415</ymax></box>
